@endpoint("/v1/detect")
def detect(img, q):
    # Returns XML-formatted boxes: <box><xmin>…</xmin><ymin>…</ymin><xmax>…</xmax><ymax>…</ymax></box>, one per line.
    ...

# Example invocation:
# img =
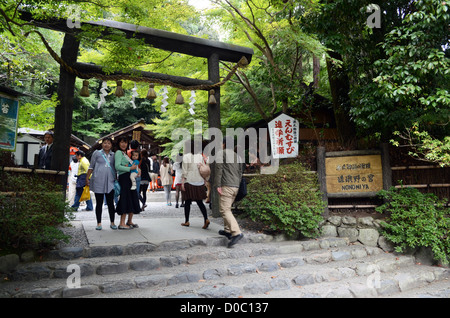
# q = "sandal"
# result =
<box><xmin>118</xmin><ymin>225</ymin><xmax>132</xmax><ymax>230</ymax></box>
<box><xmin>127</xmin><ymin>223</ymin><xmax>139</xmax><ymax>228</ymax></box>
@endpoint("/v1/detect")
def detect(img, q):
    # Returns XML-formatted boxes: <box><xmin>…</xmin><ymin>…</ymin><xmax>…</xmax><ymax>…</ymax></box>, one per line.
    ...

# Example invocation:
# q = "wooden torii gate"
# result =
<box><xmin>21</xmin><ymin>11</ymin><xmax>253</xmax><ymax>215</ymax></box>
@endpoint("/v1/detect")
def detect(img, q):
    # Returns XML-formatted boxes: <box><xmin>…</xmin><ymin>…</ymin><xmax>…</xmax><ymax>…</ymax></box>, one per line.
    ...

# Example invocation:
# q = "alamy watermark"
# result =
<box><xmin>366</xmin><ymin>264</ymin><xmax>381</xmax><ymax>289</ymax></box>
<box><xmin>66</xmin><ymin>264</ymin><xmax>81</xmax><ymax>289</ymax></box>
<box><xmin>66</xmin><ymin>4</ymin><xmax>81</xmax><ymax>29</ymax></box>
<box><xmin>366</xmin><ymin>4</ymin><xmax>381</xmax><ymax>29</ymax></box>
<box><xmin>170</xmin><ymin>120</ymin><xmax>280</xmax><ymax>174</ymax></box>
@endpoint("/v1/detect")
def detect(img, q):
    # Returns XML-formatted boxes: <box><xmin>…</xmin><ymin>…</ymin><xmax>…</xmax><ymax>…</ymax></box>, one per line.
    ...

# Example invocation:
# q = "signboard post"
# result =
<box><xmin>268</xmin><ymin>113</ymin><xmax>299</xmax><ymax>159</ymax></box>
<box><xmin>0</xmin><ymin>92</ymin><xmax>19</xmax><ymax>152</ymax></box>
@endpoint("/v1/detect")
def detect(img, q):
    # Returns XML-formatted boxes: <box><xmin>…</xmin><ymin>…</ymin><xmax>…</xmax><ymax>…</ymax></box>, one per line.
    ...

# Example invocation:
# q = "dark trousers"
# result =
<box><xmin>184</xmin><ymin>199</ymin><xmax>208</xmax><ymax>223</ymax></box>
<box><xmin>94</xmin><ymin>190</ymin><xmax>115</xmax><ymax>224</ymax></box>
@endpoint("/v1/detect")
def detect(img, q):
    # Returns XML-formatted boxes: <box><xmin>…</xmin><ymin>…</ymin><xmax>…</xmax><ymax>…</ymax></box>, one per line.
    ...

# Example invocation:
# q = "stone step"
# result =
<box><xmin>234</xmin><ymin>264</ymin><xmax>450</xmax><ymax>298</ymax></box>
<box><xmin>44</xmin><ymin>231</ymin><xmax>280</xmax><ymax>261</ymax></box>
<box><xmin>1</xmin><ymin>241</ymin><xmax>422</xmax><ymax>298</ymax></box>
<box><xmin>2</xmin><ymin>234</ymin><xmax>448</xmax><ymax>299</ymax></box>
<box><xmin>4</xmin><ymin>237</ymin><xmax>349</xmax><ymax>282</ymax></box>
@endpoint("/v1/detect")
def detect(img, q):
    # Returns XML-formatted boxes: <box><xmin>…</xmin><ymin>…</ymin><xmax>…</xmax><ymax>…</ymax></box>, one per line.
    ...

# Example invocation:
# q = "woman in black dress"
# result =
<box><xmin>114</xmin><ymin>137</ymin><xmax>141</xmax><ymax>229</ymax></box>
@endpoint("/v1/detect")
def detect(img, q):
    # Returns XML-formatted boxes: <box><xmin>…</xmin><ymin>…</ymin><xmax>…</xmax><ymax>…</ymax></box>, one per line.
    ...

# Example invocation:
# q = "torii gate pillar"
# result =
<box><xmin>53</xmin><ymin>33</ymin><xmax>80</xmax><ymax>192</ymax></box>
<box><xmin>207</xmin><ymin>52</ymin><xmax>221</xmax><ymax>217</ymax></box>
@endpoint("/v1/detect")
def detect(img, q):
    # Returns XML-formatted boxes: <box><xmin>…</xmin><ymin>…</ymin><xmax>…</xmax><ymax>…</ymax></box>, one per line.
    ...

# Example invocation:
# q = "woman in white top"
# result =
<box><xmin>181</xmin><ymin>141</ymin><xmax>209</xmax><ymax>229</ymax></box>
<box><xmin>159</xmin><ymin>156</ymin><xmax>173</xmax><ymax>206</ymax></box>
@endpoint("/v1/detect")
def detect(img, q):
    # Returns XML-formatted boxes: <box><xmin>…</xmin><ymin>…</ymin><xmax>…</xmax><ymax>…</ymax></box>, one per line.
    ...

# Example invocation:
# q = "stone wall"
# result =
<box><xmin>320</xmin><ymin>216</ymin><xmax>394</xmax><ymax>252</ymax></box>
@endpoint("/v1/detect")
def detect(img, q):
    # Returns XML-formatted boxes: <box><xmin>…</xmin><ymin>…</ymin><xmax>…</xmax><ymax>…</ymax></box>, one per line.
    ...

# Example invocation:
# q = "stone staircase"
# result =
<box><xmin>0</xmin><ymin>234</ymin><xmax>448</xmax><ymax>298</ymax></box>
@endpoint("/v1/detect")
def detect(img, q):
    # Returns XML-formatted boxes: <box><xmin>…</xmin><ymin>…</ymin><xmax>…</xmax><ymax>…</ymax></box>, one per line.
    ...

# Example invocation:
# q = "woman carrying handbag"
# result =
<box><xmin>181</xmin><ymin>140</ymin><xmax>210</xmax><ymax>229</ymax></box>
<box><xmin>86</xmin><ymin>137</ymin><xmax>117</xmax><ymax>230</ymax></box>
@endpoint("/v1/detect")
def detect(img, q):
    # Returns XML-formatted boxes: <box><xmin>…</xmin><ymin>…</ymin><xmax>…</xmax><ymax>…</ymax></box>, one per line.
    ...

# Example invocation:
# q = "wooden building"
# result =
<box><xmin>88</xmin><ymin>119</ymin><xmax>165</xmax><ymax>156</ymax></box>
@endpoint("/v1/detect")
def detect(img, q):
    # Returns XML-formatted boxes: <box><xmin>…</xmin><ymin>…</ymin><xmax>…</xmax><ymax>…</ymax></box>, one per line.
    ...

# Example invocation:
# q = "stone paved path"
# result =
<box><xmin>0</xmin><ymin>191</ymin><xmax>449</xmax><ymax>300</ymax></box>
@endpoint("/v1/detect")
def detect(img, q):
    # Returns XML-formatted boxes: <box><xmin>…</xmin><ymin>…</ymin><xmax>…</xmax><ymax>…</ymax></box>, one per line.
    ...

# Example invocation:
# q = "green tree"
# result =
<box><xmin>208</xmin><ymin>0</ymin><xmax>329</xmax><ymax>121</ymax></box>
<box><xmin>373</xmin><ymin>0</ymin><xmax>449</xmax><ymax>165</ymax></box>
<box><xmin>1</xmin><ymin>0</ymin><xmax>207</xmax><ymax>141</ymax></box>
<box><xmin>306</xmin><ymin>0</ymin><xmax>449</xmax><ymax>158</ymax></box>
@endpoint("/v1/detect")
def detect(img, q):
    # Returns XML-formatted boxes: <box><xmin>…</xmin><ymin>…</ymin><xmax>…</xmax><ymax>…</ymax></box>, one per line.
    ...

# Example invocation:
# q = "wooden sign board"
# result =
<box><xmin>325</xmin><ymin>154</ymin><xmax>383</xmax><ymax>196</ymax></box>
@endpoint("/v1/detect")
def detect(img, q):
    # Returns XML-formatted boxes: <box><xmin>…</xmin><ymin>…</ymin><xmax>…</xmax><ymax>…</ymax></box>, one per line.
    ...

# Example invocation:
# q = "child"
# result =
<box><xmin>129</xmin><ymin>150</ymin><xmax>140</xmax><ymax>190</ymax></box>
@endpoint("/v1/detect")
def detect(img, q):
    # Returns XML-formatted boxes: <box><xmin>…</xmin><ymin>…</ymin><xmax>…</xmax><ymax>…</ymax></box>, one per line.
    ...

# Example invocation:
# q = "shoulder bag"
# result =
<box><xmin>101</xmin><ymin>151</ymin><xmax>121</xmax><ymax>198</ymax></box>
<box><xmin>197</xmin><ymin>155</ymin><xmax>210</xmax><ymax>181</ymax></box>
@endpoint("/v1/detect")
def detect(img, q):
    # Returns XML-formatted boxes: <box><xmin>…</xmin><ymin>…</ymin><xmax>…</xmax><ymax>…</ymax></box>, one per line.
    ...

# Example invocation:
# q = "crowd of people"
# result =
<box><xmin>63</xmin><ymin>136</ymin><xmax>245</xmax><ymax>248</ymax></box>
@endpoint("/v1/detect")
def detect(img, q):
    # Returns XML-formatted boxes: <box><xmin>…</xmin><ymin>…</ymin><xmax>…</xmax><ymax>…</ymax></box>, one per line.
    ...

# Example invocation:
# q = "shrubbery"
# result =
<box><xmin>240</xmin><ymin>162</ymin><xmax>325</xmax><ymax>238</ymax></box>
<box><xmin>376</xmin><ymin>186</ymin><xmax>449</xmax><ymax>265</ymax></box>
<box><xmin>0</xmin><ymin>172</ymin><xmax>73</xmax><ymax>252</ymax></box>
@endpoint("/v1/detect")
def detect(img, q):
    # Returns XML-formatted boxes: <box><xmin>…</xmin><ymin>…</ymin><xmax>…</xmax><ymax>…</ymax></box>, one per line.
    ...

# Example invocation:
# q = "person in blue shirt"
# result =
<box><xmin>129</xmin><ymin>150</ymin><xmax>140</xmax><ymax>190</ymax></box>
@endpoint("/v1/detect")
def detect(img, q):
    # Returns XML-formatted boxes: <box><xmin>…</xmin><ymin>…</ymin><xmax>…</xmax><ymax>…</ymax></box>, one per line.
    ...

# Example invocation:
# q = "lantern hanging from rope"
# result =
<box><xmin>80</xmin><ymin>80</ymin><xmax>90</xmax><ymax>97</ymax></box>
<box><xmin>208</xmin><ymin>89</ymin><xmax>217</xmax><ymax>105</ymax></box>
<box><xmin>115</xmin><ymin>80</ymin><xmax>124</xmax><ymax>97</ymax></box>
<box><xmin>146</xmin><ymin>84</ymin><xmax>157</xmax><ymax>100</ymax></box>
<box><xmin>175</xmin><ymin>89</ymin><xmax>184</xmax><ymax>104</ymax></box>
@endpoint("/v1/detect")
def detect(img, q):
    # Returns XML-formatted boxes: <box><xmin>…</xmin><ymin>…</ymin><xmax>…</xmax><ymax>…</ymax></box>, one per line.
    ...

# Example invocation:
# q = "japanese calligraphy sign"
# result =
<box><xmin>268</xmin><ymin>113</ymin><xmax>299</xmax><ymax>159</ymax></box>
<box><xmin>325</xmin><ymin>154</ymin><xmax>383</xmax><ymax>194</ymax></box>
<box><xmin>0</xmin><ymin>93</ymin><xmax>19</xmax><ymax>151</ymax></box>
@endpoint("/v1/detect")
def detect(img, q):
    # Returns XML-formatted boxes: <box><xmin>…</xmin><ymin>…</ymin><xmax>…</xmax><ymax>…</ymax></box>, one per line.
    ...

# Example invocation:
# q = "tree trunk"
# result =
<box><xmin>326</xmin><ymin>52</ymin><xmax>356</xmax><ymax>146</ymax></box>
<box><xmin>313</xmin><ymin>54</ymin><xmax>320</xmax><ymax>89</ymax></box>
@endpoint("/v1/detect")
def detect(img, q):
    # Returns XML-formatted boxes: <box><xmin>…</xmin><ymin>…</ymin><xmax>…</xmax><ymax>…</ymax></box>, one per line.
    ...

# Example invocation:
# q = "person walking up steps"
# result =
<box><xmin>216</xmin><ymin>136</ymin><xmax>245</xmax><ymax>248</ymax></box>
<box><xmin>181</xmin><ymin>140</ymin><xmax>210</xmax><ymax>229</ymax></box>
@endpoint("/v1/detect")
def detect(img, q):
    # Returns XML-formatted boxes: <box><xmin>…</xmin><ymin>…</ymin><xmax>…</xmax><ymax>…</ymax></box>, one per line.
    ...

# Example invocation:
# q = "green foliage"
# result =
<box><xmin>18</xmin><ymin>93</ymin><xmax>58</xmax><ymax>131</ymax></box>
<box><xmin>240</xmin><ymin>162</ymin><xmax>325</xmax><ymax>238</ymax></box>
<box><xmin>373</xmin><ymin>0</ymin><xmax>449</xmax><ymax>129</ymax></box>
<box><xmin>209</xmin><ymin>0</ymin><xmax>328</xmax><ymax>118</ymax></box>
<box><xmin>391</xmin><ymin>123</ymin><xmax>450</xmax><ymax>167</ymax></box>
<box><xmin>0</xmin><ymin>172</ymin><xmax>73</xmax><ymax>251</ymax></box>
<box><xmin>376</xmin><ymin>186</ymin><xmax>450</xmax><ymax>265</ymax></box>
<box><xmin>373</xmin><ymin>0</ymin><xmax>450</xmax><ymax>164</ymax></box>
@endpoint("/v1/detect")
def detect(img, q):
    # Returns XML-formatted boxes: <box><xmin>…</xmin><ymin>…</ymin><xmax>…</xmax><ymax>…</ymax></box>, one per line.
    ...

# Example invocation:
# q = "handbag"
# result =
<box><xmin>234</xmin><ymin>177</ymin><xmax>247</xmax><ymax>202</ymax></box>
<box><xmin>101</xmin><ymin>151</ymin><xmax>120</xmax><ymax>198</ymax></box>
<box><xmin>80</xmin><ymin>185</ymin><xmax>91</xmax><ymax>202</ymax></box>
<box><xmin>197</xmin><ymin>155</ymin><xmax>210</xmax><ymax>181</ymax></box>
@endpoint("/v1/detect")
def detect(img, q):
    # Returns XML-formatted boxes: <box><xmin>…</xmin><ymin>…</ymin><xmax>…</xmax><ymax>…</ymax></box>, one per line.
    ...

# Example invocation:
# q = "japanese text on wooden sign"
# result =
<box><xmin>268</xmin><ymin>113</ymin><xmax>299</xmax><ymax>159</ymax></box>
<box><xmin>325</xmin><ymin>154</ymin><xmax>383</xmax><ymax>194</ymax></box>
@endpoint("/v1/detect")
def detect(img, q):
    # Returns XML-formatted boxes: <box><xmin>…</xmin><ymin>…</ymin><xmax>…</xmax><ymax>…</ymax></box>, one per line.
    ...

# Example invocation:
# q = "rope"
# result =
<box><xmin>25</xmin><ymin>30</ymin><xmax>248</xmax><ymax>91</ymax></box>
